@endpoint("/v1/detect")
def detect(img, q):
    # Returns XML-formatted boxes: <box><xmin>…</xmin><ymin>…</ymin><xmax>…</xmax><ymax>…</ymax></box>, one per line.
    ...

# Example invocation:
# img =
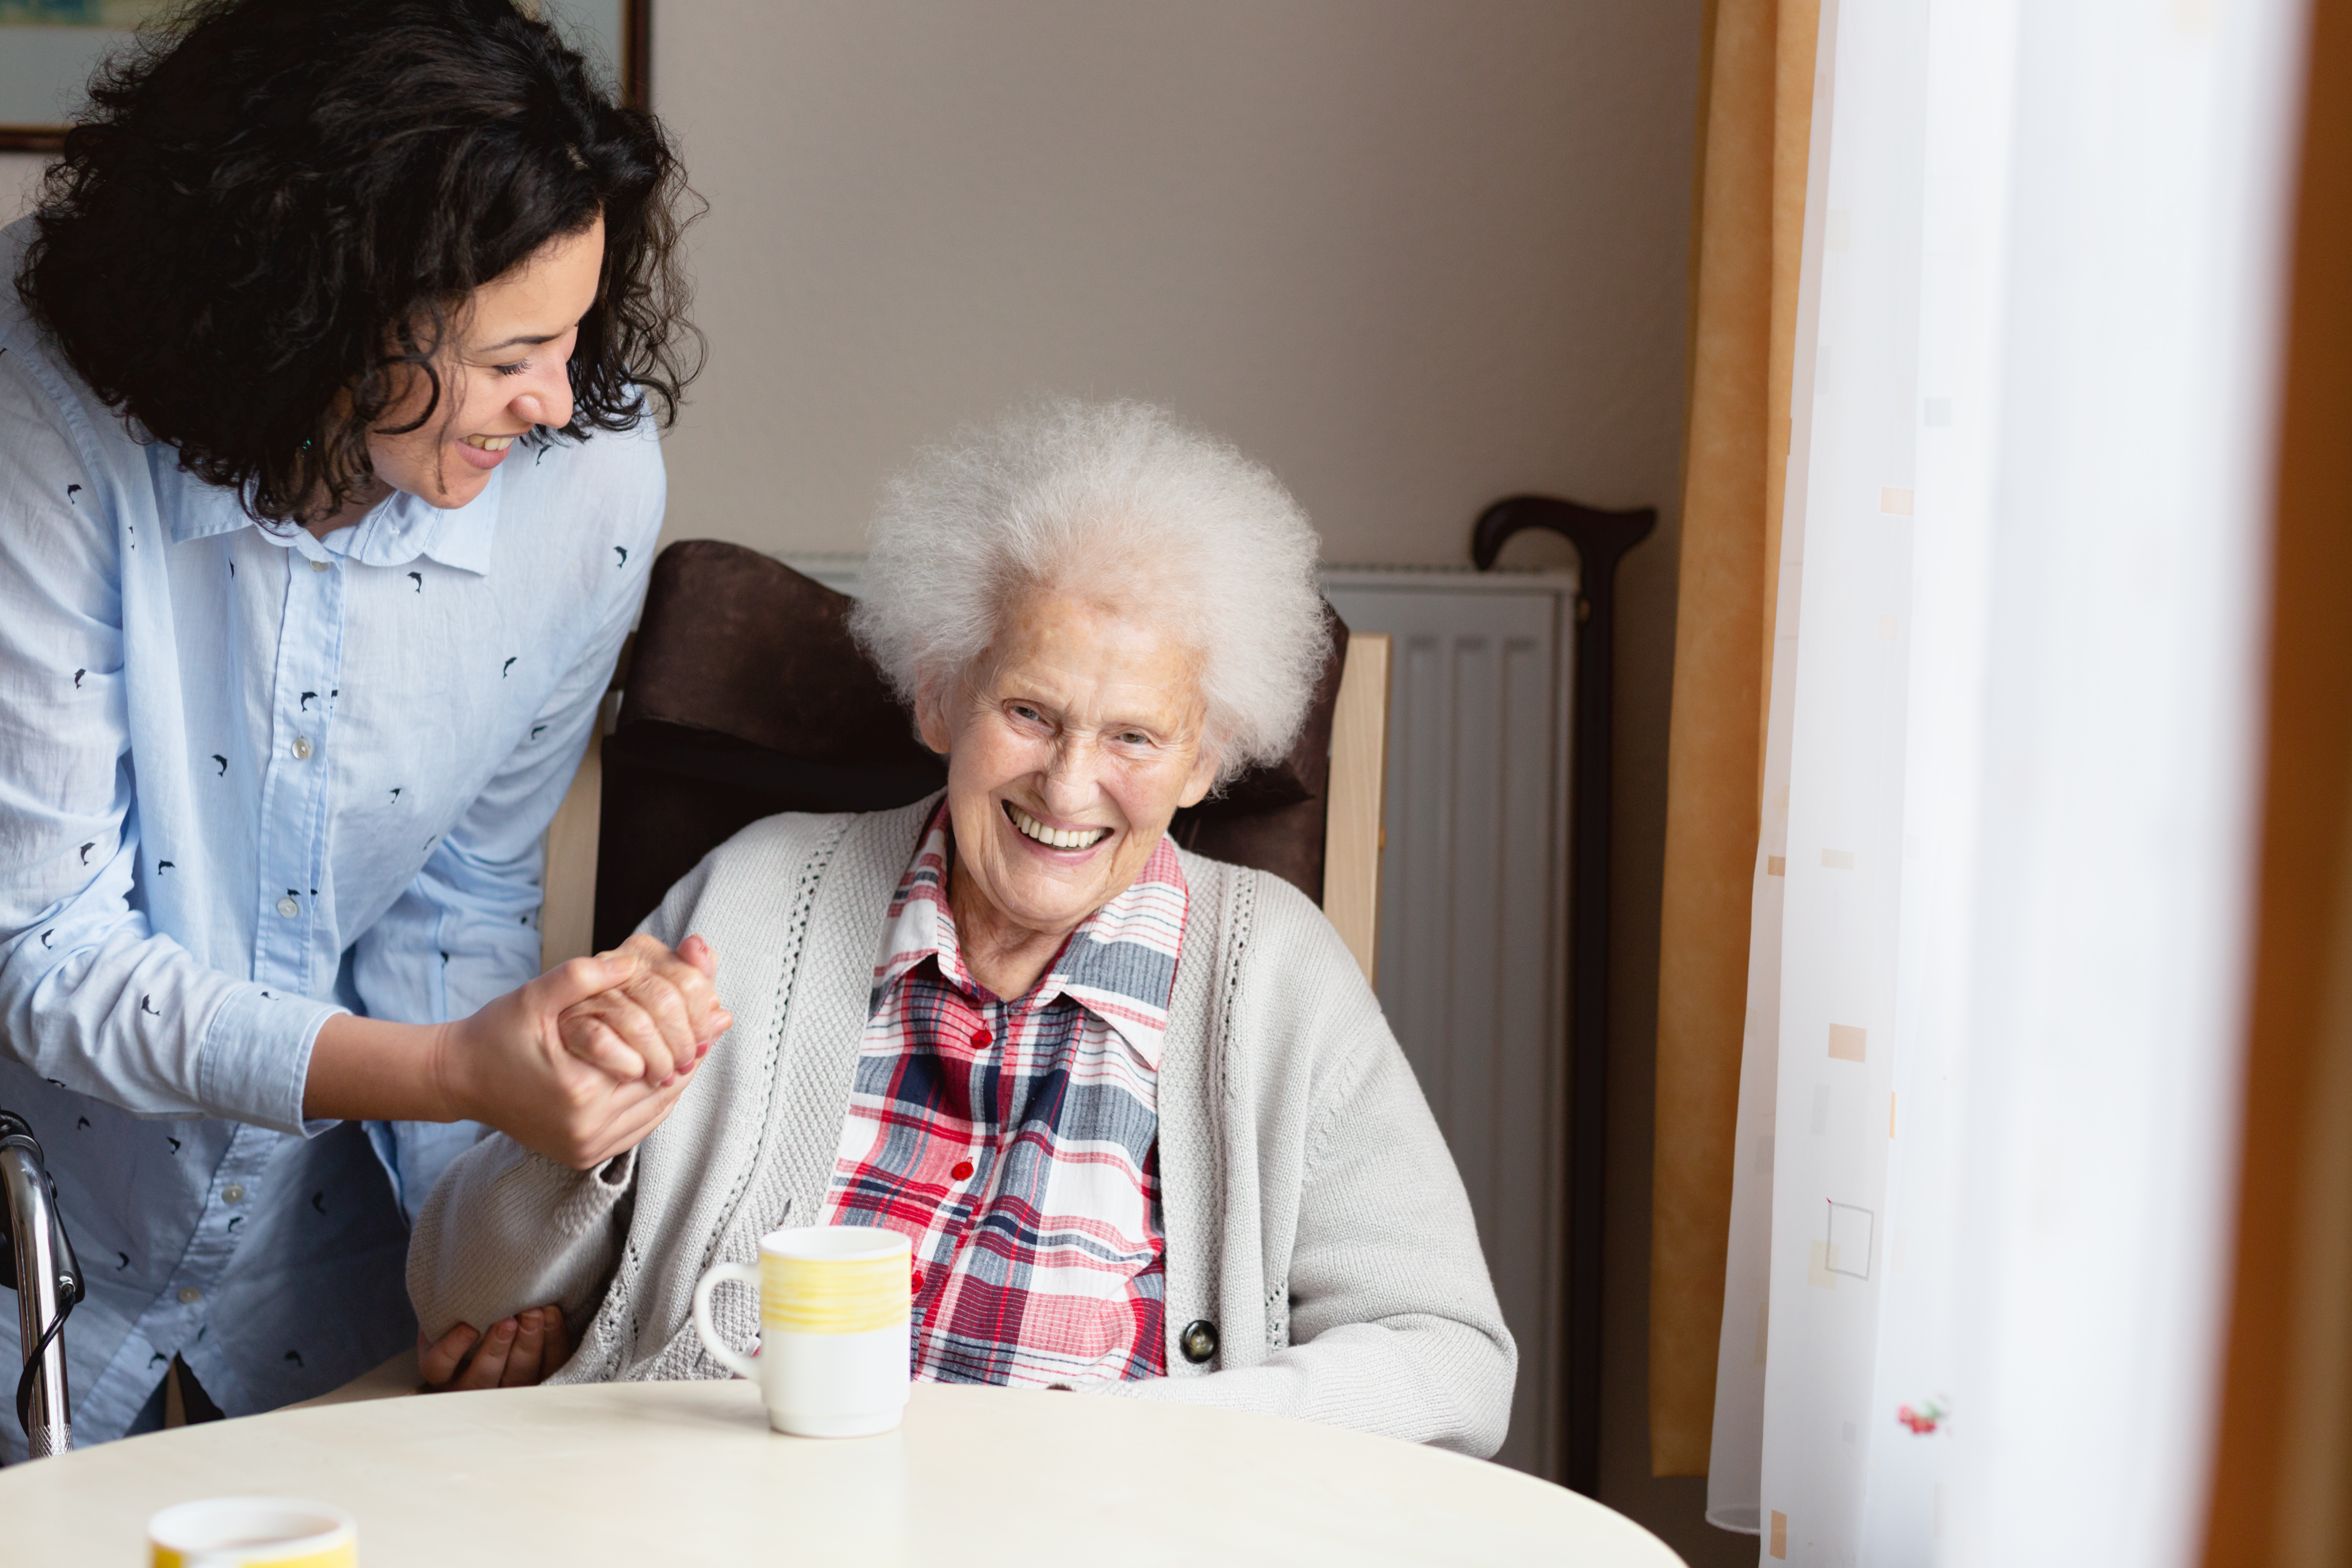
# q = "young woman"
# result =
<box><xmin>0</xmin><ymin>0</ymin><xmax>722</xmax><ymax>1450</ymax></box>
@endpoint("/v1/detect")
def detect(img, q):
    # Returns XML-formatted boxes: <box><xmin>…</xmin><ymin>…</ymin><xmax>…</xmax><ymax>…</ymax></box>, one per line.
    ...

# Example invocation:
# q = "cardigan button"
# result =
<box><xmin>1179</xmin><ymin>1319</ymin><xmax>1218</xmax><ymax>1365</ymax></box>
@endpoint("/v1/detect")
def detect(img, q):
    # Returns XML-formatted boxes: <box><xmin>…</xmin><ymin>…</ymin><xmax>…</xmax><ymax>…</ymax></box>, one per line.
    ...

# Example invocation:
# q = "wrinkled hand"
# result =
<box><xmin>419</xmin><ymin>1305</ymin><xmax>571</xmax><ymax>1392</ymax></box>
<box><xmin>557</xmin><ymin>933</ymin><xmax>732</xmax><ymax>1087</ymax></box>
<box><xmin>437</xmin><ymin>944</ymin><xmax>721</xmax><ymax>1170</ymax></box>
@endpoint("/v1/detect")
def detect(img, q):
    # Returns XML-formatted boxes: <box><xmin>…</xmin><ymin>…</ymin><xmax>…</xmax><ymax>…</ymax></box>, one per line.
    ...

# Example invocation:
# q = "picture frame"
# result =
<box><xmin>0</xmin><ymin>0</ymin><xmax>649</xmax><ymax>153</ymax></box>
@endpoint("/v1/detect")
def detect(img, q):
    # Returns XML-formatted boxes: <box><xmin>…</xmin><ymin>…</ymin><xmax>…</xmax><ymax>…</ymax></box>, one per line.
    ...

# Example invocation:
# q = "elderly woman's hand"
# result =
<box><xmin>555</xmin><ymin>932</ymin><xmax>733</xmax><ymax>1087</ymax></box>
<box><xmin>417</xmin><ymin>1304</ymin><xmax>570</xmax><ymax>1392</ymax></box>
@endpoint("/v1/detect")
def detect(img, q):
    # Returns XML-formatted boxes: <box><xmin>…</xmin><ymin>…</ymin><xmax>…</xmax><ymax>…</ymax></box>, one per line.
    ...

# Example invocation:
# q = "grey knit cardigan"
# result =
<box><xmin>408</xmin><ymin>798</ymin><xmax>1516</xmax><ymax>1457</ymax></box>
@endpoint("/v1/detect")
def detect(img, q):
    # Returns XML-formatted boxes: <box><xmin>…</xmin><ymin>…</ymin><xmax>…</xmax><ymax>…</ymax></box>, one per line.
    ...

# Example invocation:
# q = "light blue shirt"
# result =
<box><xmin>0</xmin><ymin>228</ymin><xmax>663</xmax><ymax>1452</ymax></box>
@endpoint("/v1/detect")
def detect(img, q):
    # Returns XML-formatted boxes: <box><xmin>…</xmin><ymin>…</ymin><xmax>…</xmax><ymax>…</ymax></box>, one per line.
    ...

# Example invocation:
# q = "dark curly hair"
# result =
<box><xmin>15</xmin><ymin>0</ymin><xmax>701</xmax><ymax>523</ymax></box>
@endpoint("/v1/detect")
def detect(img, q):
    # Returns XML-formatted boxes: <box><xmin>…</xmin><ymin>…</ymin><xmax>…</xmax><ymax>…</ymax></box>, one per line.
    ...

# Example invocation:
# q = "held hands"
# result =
<box><xmin>419</xmin><ymin>1305</ymin><xmax>570</xmax><ymax>1392</ymax></box>
<box><xmin>557</xmin><ymin>933</ymin><xmax>731</xmax><ymax>1088</ymax></box>
<box><xmin>435</xmin><ymin>933</ymin><xmax>734</xmax><ymax>1171</ymax></box>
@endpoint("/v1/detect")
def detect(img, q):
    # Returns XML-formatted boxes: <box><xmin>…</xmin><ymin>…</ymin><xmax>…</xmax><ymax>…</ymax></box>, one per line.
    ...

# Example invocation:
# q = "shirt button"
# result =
<box><xmin>951</xmin><ymin>1160</ymin><xmax>975</xmax><ymax>1181</ymax></box>
<box><xmin>177</xmin><ymin>1287</ymin><xmax>201</xmax><ymax>1305</ymax></box>
<box><xmin>970</xmin><ymin>1029</ymin><xmax>991</xmax><ymax>1048</ymax></box>
<box><xmin>276</xmin><ymin>896</ymin><xmax>299</xmax><ymax>918</ymax></box>
<box><xmin>910</xmin><ymin>1268</ymin><xmax>926</xmax><ymax>1296</ymax></box>
<box><xmin>292</xmin><ymin>736</ymin><xmax>313</xmax><ymax>760</ymax></box>
<box><xmin>309</xmin><ymin>558</ymin><xmax>330</xmax><ymax>572</ymax></box>
<box><xmin>222</xmin><ymin>1185</ymin><xmax>245</xmax><ymax>1204</ymax></box>
<box><xmin>1180</xmin><ymin>1319</ymin><xmax>1219</xmax><ymax>1365</ymax></box>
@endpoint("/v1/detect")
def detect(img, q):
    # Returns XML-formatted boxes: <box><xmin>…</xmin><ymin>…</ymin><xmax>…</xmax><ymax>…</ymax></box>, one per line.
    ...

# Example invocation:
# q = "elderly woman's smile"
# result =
<box><xmin>918</xmin><ymin>591</ymin><xmax>1220</xmax><ymax>1000</ymax></box>
<box><xmin>1002</xmin><ymin>803</ymin><xmax>1106</xmax><ymax>850</ymax></box>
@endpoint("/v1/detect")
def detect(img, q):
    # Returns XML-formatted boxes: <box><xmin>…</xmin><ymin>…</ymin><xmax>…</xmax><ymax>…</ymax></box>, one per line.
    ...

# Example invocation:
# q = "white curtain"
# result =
<box><xmin>1705</xmin><ymin>1</ymin><xmax>2310</xmax><ymax>1564</ymax></box>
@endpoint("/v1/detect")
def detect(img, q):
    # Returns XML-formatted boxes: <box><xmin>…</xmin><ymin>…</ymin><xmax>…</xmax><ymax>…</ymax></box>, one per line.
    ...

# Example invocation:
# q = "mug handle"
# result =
<box><xmin>692</xmin><ymin>1260</ymin><xmax>763</xmax><ymax>1381</ymax></box>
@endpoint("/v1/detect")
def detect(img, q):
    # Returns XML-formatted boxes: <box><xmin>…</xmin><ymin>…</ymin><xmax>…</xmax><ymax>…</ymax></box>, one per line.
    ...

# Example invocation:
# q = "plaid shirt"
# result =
<box><xmin>819</xmin><ymin>805</ymin><xmax>1181</xmax><ymax>1385</ymax></box>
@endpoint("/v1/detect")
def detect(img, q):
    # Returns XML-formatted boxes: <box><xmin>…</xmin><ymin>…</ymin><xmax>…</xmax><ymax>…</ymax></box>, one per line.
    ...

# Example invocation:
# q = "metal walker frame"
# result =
<box><xmin>0</xmin><ymin>1109</ymin><xmax>80</xmax><ymax>1459</ymax></box>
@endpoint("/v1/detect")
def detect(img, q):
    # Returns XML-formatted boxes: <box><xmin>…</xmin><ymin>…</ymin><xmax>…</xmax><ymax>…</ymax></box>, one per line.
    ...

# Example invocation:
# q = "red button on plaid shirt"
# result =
<box><xmin>819</xmin><ymin>805</ymin><xmax>1182</xmax><ymax>1386</ymax></box>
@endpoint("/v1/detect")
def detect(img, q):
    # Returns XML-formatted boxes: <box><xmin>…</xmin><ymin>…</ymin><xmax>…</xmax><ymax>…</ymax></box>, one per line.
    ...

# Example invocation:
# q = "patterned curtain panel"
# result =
<box><xmin>1706</xmin><ymin>0</ymin><xmax>2310</xmax><ymax>1563</ymax></box>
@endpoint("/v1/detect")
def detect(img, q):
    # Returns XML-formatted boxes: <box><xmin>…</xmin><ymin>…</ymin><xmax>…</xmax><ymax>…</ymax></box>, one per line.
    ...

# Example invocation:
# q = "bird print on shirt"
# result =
<box><xmin>158</xmin><ymin>861</ymin><xmax>173</xmax><ymax>873</ymax></box>
<box><xmin>408</xmin><ymin>572</ymin><xmax>423</xmax><ymax>593</ymax></box>
<box><xmin>530</xmin><ymin>725</ymin><xmax>547</xmax><ymax>740</ymax></box>
<box><xmin>614</xmin><ymin>546</ymin><xmax>627</xmax><ymax>567</ymax></box>
<box><xmin>211</xmin><ymin>755</ymin><xmax>227</xmax><ymax>776</ymax></box>
<box><xmin>76</xmin><ymin>1117</ymin><xmax>89</xmax><ymax>1131</ymax></box>
<box><xmin>39</xmin><ymin>930</ymin><xmax>53</xmax><ymax>948</ymax></box>
<box><xmin>310</xmin><ymin>1191</ymin><xmax>326</xmax><ymax>1215</ymax></box>
<box><xmin>300</xmin><ymin>691</ymin><xmax>316</xmax><ymax>711</ymax></box>
<box><xmin>79</xmin><ymin>842</ymin><xmax>95</xmax><ymax>864</ymax></box>
<box><xmin>115</xmin><ymin>1252</ymin><xmax>129</xmax><ymax>1271</ymax></box>
<box><xmin>502</xmin><ymin>657</ymin><xmax>518</xmax><ymax>677</ymax></box>
<box><xmin>73</xmin><ymin>669</ymin><xmax>85</xmax><ymax>689</ymax></box>
<box><xmin>285</xmin><ymin>1350</ymin><xmax>304</xmax><ymax>1368</ymax></box>
<box><xmin>167</xmin><ymin>1137</ymin><xmax>180</xmax><ymax>1154</ymax></box>
<box><xmin>140</xmin><ymin>996</ymin><xmax>161</xmax><ymax>1017</ymax></box>
<box><xmin>65</xmin><ymin>484</ymin><xmax>80</xmax><ymax>505</ymax></box>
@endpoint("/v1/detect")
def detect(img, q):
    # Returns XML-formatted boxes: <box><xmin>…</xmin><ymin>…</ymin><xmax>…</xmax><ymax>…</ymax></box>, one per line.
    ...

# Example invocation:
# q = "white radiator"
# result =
<box><xmin>783</xmin><ymin>556</ymin><xmax>1579</xmax><ymax>1478</ymax></box>
<box><xmin>1321</xmin><ymin>568</ymin><xmax>1577</xmax><ymax>1481</ymax></box>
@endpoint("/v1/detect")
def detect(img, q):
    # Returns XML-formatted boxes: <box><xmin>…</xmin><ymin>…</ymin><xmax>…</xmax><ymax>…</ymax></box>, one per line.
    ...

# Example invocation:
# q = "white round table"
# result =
<box><xmin>0</xmin><ymin>1381</ymin><xmax>1684</xmax><ymax>1565</ymax></box>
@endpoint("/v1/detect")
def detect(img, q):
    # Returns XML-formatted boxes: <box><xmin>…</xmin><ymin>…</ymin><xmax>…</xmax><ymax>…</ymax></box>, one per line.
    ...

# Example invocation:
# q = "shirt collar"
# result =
<box><xmin>871</xmin><ymin>802</ymin><xmax>1189</xmax><ymax>1069</ymax></box>
<box><xmin>169</xmin><ymin>467</ymin><xmax>503</xmax><ymax>576</ymax></box>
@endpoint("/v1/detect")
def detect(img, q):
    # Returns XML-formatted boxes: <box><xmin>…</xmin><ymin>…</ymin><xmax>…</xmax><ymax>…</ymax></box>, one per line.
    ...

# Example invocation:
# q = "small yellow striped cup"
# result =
<box><xmin>693</xmin><ymin>1225</ymin><xmax>912</xmax><ymax>1437</ymax></box>
<box><xmin>148</xmin><ymin>1498</ymin><xmax>355</xmax><ymax>1567</ymax></box>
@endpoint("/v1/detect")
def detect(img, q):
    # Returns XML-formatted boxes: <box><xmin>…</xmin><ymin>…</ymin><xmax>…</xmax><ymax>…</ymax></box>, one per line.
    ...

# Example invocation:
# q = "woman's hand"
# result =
<box><xmin>418</xmin><ymin>1305</ymin><xmax>571</xmax><ymax>1392</ymax></box>
<box><xmin>556</xmin><ymin>932</ymin><xmax>733</xmax><ymax>1087</ymax></box>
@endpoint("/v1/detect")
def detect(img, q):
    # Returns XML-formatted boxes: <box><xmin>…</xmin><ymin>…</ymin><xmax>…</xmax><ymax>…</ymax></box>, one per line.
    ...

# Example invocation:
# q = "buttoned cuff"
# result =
<box><xmin>197</xmin><ymin>985</ymin><xmax>347</xmax><ymax>1136</ymax></box>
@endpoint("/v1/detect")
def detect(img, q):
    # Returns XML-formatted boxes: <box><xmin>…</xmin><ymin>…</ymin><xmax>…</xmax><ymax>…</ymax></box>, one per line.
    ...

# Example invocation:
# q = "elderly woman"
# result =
<box><xmin>408</xmin><ymin>400</ymin><xmax>1515</xmax><ymax>1454</ymax></box>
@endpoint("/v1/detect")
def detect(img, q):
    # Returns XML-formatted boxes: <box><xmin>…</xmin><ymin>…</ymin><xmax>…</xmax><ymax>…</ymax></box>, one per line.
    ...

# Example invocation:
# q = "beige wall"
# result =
<box><xmin>652</xmin><ymin>0</ymin><xmax>1695</xmax><ymax>569</ymax></box>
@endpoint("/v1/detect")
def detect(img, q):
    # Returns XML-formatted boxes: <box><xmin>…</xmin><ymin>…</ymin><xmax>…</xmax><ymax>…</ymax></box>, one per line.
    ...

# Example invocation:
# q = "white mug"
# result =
<box><xmin>147</xmin><ymin>1497</ymin><xmax>356</xmax><ymax>1568</ymax></box>
<box><xmin>693</xmin><ymin>1224</ymin><xmax>912</xmax><ymax>1438</ymax></box>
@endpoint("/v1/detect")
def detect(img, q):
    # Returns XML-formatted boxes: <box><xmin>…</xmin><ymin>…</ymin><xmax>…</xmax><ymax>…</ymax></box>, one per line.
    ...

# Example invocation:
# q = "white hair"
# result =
<box><xmin>850</xmin><ymin>397</ymin><xmax>1330</xmax><ymax>782</ymax></box>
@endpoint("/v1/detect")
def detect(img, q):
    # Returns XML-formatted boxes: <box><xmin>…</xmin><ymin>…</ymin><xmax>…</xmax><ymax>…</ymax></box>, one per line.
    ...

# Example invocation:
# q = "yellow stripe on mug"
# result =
<box><xmin>154</xmin><ymin>1547</ymin><xmax>354</xmax><ymax>1568</ymax></box>
<box><xmin>762</xmin><ymin>1248</ymin><xmax>910</xmax><ymax>1334</ymax></box>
